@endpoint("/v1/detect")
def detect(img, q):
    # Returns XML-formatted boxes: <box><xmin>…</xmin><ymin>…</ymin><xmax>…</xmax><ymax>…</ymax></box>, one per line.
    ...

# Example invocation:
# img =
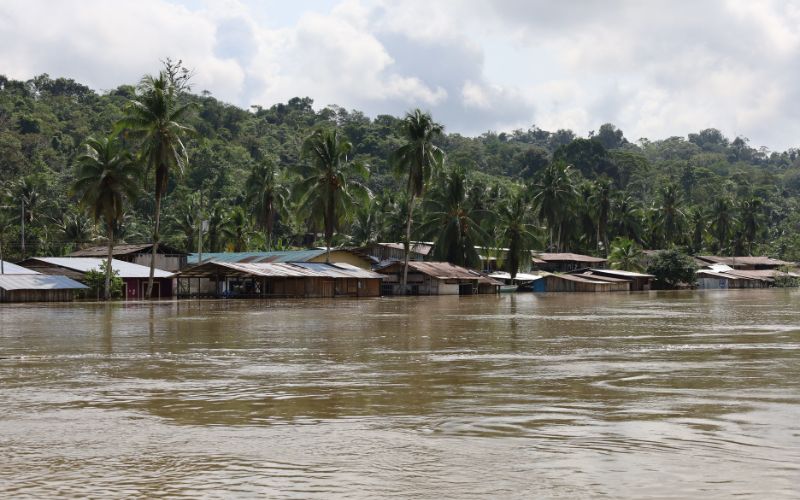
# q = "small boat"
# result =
<box><xmin>499</xmin><ymin>284</ymin><xmax>518</xmax><ymax>293</ymax></box>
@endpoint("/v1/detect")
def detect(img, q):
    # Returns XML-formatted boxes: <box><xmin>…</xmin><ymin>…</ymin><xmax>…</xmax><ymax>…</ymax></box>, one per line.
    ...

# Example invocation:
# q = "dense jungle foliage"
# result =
<box><xmin>2</xmin><ymin>65</ymin><xmax>800</xmax><ymax>270</ymax></box>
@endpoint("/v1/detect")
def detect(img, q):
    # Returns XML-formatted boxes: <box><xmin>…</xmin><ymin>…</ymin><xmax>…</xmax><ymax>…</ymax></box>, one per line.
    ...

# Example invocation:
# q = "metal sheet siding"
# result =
<box><xmin>0</xmin><ymin>274</ymin><xmax>88</xmax><ymax>291</ymax></box>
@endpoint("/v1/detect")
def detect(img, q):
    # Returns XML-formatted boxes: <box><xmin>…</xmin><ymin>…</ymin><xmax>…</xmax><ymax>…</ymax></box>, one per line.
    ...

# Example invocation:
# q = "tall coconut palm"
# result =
<box><xmin>246</xmin><ymin>159</ymin><xmax>289</xmax><ymax>251</ymax></box>
<box><xmin>611</xmin><ymin>193</ymin><xmax>644</xmax><ymax>244</ymax></box>
<box><xmin>391</xmin><ymin>109</ymin><xmax>444</xmax><ymax>293</ymax></box>
<box><xmin>590</xmin><ymin>178</ymin><xmax>611</xmax><ymax>254</ymax></box>
<box><xmin>222</xmin><ymin>206</ymin><xmax>254</xmax><ymax>252</ymax></box>
<box><xmin>739</xmin><ymin>196</ymin><xmax>763</xmax><ymax>254</ymax></box>
<box><xmin>72</xmin><ymin>136</ymin><xmax>139</xmax><ymax>300</ymax></box>
<box><xmin>420</xmin><ymin>167</ymin><xmax>487</xmax><ymax>268</ymax></box>
<box><xmin>498</xmin><ymin>192</ymin><xmax>540</xmax><ymax>279</ymax></box>
<box><xmin>531</xmin><ymin>161</ymin><xmax>577</xmax><ymax>251</ymax></box>
<box><xmin>659</xmin><ymin>183</ymin><xmax>685</xmax><ymax>247</ymax></box>
<box><xmin>350</xmin><ymin>198</ymin><xmax>384</xmax><ymax>246</ymax></box>
<box><xmin>687</xmin><ymin>208</ymin><xmax>706</xmax><ymax>255</ymax></box>
<box><xmin>116</xmin><ymin>69</ymin><xmax>195</xmax><ymax>298</ymax></box>
<box><xmin>608</xmin><ymin>237</ymin><xmax>645</xmax><ymax>271</ymax></box>
<box><xmin>711</xmin><ymin>197</ymin><xmax>736</xmax><ymax>253</ymax></box>
<box><xmin>298</xmin><ymin>128</ymin><xmax>370</xmax><ymax>262</ymax></box>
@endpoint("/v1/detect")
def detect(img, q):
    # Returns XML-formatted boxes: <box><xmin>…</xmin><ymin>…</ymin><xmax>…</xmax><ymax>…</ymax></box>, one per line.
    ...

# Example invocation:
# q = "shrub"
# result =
<box><xmin>647</xmin><ymin>249</ymin><xmax>698</xmax><ymax>289</ymax></box>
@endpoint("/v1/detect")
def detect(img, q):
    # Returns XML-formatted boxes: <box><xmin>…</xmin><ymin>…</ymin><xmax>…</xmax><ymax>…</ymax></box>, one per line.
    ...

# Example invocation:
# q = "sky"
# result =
<box><xmin>2</xmin><ymin>0</ymin><xmax>800</xmax><ymax>150</ymax></box>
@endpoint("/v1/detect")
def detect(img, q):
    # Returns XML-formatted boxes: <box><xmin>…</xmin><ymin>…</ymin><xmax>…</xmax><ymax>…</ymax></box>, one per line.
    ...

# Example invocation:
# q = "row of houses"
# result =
<box><xmin>1</xmin><ymin>242</ymin><xmax>797</xmax><ymax>302</ymax></box>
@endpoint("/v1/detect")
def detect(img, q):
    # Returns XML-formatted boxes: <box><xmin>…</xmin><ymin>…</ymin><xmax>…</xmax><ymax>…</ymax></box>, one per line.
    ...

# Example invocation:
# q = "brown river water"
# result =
<box><xmin>1</xmin><ymin>290</ymin><xmax>799</xmax><ymax>498</ymax></box>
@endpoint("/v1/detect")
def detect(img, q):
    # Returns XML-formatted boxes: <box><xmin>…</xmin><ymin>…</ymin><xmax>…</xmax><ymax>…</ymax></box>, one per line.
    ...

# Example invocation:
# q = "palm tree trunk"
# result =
<box><xmin>105</xmin><ymin>222</ymin><xmax>114</xmax><ymax>301</ymax></box>
<box><xmin>596</xmin><ymin>221</ymin><xmax>601</xmax><ymax>253</ymax></box>
<box><xmin>146</xmin><ymin>193</ymin><xmax>161</xmax><ymax>299</ymax></box>
<box><xmin>401</xmin><ymin>194</ymin><xmax>415</xmax><ymax>295</ymax></box>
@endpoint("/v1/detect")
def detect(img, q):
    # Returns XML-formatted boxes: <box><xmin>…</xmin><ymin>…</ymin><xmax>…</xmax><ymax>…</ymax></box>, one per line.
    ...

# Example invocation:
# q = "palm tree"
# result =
<box><xmin>711</xmin><ymin>197</ymin><xmax>736</xmax><ymax>254</ymax></box>
<box><xmin>590</xmin><ymin>178</ymin><xmax>611</xmax><ymax>254</ymax></box>
<box><xmin>72</xmin><ymin>136</ymin><xmax>139</xmax><ymax>300</ymax></box>
<box><xmin>531</xmin><ymin>161</ymin><xmax>576</xmax><ymax>251</ymax></box>
<box><xmin>391</xmin><ymin>109</ymin><xmax>444</xmax><ymax>293</ymax></box>
<box><xmin>246</xmin><ymin>159</ymin><xmax>289</xmax><ymax>251</ymax></box>
<box><xmin>222</xmin><ymin>206</ymin><xmax>254</xmax><ymax>252</ymax></box>
<box><xmin>350</xmin><ymin>199</ymin><xmax>384</xmax><ymax>246</ymax></box>
<box><xmin>608</xmin><ymin>237</ymin><xmax>645</xmax><ymax>271</ymax></box>
<box><xmin>116</xmin><ymin>68</ymin><xmax>195</xmax><ymax>298</ymax></box>
<box><xmin>497</xmin><ymin>191</ymin><xmax>540</xmax><ymax>279</ymax></box>
<box><xmin>420</xmin><ymin>167</ymin><xmax>487</xmax><ymax>268</ymax></box>
<box><xmin>610</xmin><ymin>193</ymin><xmax>644</xmax><ymax>244</ymax></box>
<box><xmin>739</xmin><ymin>196</ymin><xmax>763</xmax><ymax>254</ymax></box>
<box><xmin>659</xmin><ymin>183</ymin><xmax>685</xmax><ymax>247</ymax></box>
<box><xmin>687</xmin><ymin>208</ymin><xmax>706</xmax><ymax>255</ymax></box>
<box><xmin>298</xmin><ymin>128</ymin><xmax>370</xmax><ymax>262</ymax></box>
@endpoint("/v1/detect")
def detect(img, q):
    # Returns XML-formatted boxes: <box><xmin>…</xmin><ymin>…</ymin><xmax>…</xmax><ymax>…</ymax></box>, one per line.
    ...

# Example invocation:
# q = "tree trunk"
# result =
<box><xmin>401</xmin><ymin>194</ymin><xmax>416</xmax><ymax>295</ymax></box>
<box><xmin>146</xmin><ymin>193</ymin><xmax>161</xmax><ymax>299</ymax></box>
<box><xmin>105</xmin><ymin>222</ymin><xmax>114</xmax><ymax>301</ymax></box>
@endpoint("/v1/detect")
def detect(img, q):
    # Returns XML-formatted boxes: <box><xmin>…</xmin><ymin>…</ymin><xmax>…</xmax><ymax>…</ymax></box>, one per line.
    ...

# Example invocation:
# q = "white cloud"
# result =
<box><xmin>1</xmin><ymin>0</ymin><xmax>800</xmax><ymax>149</ymax></box>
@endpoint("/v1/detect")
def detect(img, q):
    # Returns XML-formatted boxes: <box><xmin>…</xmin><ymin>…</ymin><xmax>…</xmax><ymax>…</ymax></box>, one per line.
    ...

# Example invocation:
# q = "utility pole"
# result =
<box><xmin>197</xmin><ymin>210</ymin><xmax>203</xmax><ymax>264</ymax></box>
<box><xmin>20</xmin><ymin>199</ymin><xmax>25</xmax><ymax>259</ymax></box>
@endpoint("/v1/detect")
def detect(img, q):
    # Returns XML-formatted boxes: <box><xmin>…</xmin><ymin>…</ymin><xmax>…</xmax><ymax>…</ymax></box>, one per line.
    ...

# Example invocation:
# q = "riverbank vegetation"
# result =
<box><xmin>2</xmin><ymin>62</ymin><xmax>799</xmax><ymax>277</ymax></box>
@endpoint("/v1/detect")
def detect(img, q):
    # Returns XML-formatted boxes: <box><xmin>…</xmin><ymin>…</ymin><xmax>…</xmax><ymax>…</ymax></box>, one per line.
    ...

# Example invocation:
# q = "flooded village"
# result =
<box><xmin>0</xmin><ymin>242</ymin><xmax>797</xmax><ymax>302</ymax></box>
<box><xmin>5</xmin><ymin>3</ymin><xmax>800</xmax><ymax>496</ymax></box>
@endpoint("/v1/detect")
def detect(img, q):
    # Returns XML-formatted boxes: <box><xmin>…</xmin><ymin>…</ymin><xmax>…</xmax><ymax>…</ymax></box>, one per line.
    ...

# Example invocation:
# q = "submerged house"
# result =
<box><xmin>188</xmin><ymin>248</ymin><xmax>373</xmax><ymax>270</ymax></box>
<box><xmin>542</xmin><ymin>273</ymin><xmax>617</xmax><ymax>292</ymax></box>
<box><xmin>0</xmin><ymin>260</ymin><xmax>87</xmax><ymax>303</ymax></box>
<box><xmin>535</xmin><ymin>253</ymin><xmax>608</xmax><ymax>272</ymax></box>
<box><xmin>70</xmin><ymin>243</ymin><xmax>188</xmax><ymax>272</ymax></box>
<box><xmin>175</xmin><ymin>261</ymin><xmax>383</xmax><ymax>298</ymax></box>
<box><xmin>488</xmin><ymin>271</ymin><xmax>546</xmax><ymax>291</ymax></box>
<box><xmin>569</xmin><ymin>268</ymin><xmax>655</xmax><ymax>291</ymax></box>
<box><xmin>695</xmin><ymin>255</ymin><xmax>795</xmax><ymax>270</ymax></box>
<box><xmin>376</xmin><ymin>261</ymin><xmax>502</xmax><ymax>295</ymax></box>
<box><xmin>695</xmin><ymin>264</ymin><xmax>796</xmax><ymax>289</ymax></box>
<box><xmin>363</xmin><ymin>242</ymin><xmax>433</xmax><ymax>263</ymax></box>
<box><xmin>18</xmin><ymin>257</ymin><xmax>174</xmax><ymax>299</ymax></box>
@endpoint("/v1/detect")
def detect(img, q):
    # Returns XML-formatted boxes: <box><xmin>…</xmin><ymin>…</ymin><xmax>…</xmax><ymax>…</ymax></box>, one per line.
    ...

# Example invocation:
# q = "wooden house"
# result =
<box><xmin>0</xmin><ymin>260</ymin><xmax>87</xmax><ymax>302</ymax></box>
<box><xmin>363</xmin><ymin>242</ymin><xmax>433</xmax><ymax>263</ymax></box>
<box><xmin>535</xmin><ymin>253</ymin><xmax>608</xmax><ymax>272</ymax></box>
<box><xmin>188</xmin><ymin>248</ymin><xmax>373</xmax><ymax>270</ymax></box>
<box><xmin>376</xmin><ymin>261</ymin><xmax>501</xmax><ymax>295</ymax></box>
<box><xmin>175</xmin><ymin>261</ymin><xmax>383</xmax><ymax>298</ymax></box>
<box><xmin>541</xmin><ymin>273</ymin><xmax>615</xmax><ymax>292</ymax></box>
<box><xmin>571</xmin><ymin>268</ymin><xmax>655</xmax><ymax>291</ymax></box>
<box><xmin>70</xmin><ymin>243</ymin><xmax>188</xmax><ymax>272</ymax></box>
<box><xmin>18</xmin><ymin>257</ymin><xmax>174</xmax><ymax>299</ymax></box>
<box><xmin>695</xmin><ymin>255</ymin><xmax>795</xmax><ymax>271</ymax></box>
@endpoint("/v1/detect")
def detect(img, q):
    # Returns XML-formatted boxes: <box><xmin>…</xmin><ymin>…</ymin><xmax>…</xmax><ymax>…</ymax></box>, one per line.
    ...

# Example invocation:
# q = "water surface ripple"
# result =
<box><xmin>1</xmin><ymin>290</ymin><xmax>799</xmax><ymax>498</ymax></box>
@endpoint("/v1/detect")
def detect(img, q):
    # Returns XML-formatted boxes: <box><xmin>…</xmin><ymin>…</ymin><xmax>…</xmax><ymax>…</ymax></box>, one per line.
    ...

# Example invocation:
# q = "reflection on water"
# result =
<box><xmin>1</xmin><ymin>290</ymin><xmax>799</xmax><ymax>497</ymax></box>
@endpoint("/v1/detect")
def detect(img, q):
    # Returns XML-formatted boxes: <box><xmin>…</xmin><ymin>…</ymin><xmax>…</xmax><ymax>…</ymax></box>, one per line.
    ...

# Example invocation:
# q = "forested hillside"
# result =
<box><xmin>2</xmin><ymin>68</ymin><xmax>800</xmax><ymax>265</ymax></box>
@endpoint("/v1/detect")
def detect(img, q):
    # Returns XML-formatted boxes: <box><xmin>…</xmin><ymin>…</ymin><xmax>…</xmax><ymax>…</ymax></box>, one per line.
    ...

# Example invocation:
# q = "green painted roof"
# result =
<box><xmin>187</xmin><ymin>249</ymin><xmax>328</xmax><ymax>264</ymax></box>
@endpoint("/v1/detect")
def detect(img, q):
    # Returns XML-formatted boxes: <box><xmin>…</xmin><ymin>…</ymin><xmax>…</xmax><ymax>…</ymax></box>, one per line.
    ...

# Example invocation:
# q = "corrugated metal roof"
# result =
<box><xmin>0</xmin><ymin>260</ymin><xmax>40</xmax><ymax>275</ymax></box>
<box><xmin>293</xmin><ymin>262</ymin><xmax>384</xmax><ymax>279</ymax></box>
<box><xmin>187</xmin><ymin>249</ymin><xmax>328</xmax><ymax>264</ymax></box>
<box><xmin>697</xmin><ymin>255</ymin><xmax>795</xmax><ymax>267</ymax></box>
<box><xmin>589</xmin><ymin>268</ymin><xmax>654</xmax><ymax>278</ymax></box>
<box><xmin>377</xmin><ymin>261</ymin><xmax>502</xmax><ymax>285</ymax></box>
<box><xmin>536</xmin><ymin>253</ymin><xmax>608</xmax><ymax>263</ymax></box>
<box><xmin>729</xmin><ymin>269</ymin><xmax>800</xmax><ymax>279</ymax></box>
<box><xmin>70</xmin><ymin>243</ymin><xmax>186</xmax><ymax>257</ymax></box>
<box><xmin>178</xmin><ymin>261</ymin><xmax>383</xmax><ymax>279</ymax></box>
<box><xmin>375</xmin><ymin>242</ymin><xmax>433</xmax><ymax>255</ymax></box>
<box><xmin>0</xmin><ymin>274</ymin><xmax>88</xmax><ymax>291</ymax></box>
<box><xmin>696</xmin><ymin>270</ymin><xmax>755</xmax><ymax>280</ymax></box>
<box><xmin>546</xmin><ymin>273</ymin><xmax>610</xmax><ymax>284</ymax></box>
<box><xmin>488</xmin><ymin>271</ymin><xmax>544</xmax><ymax>281</ymax></box>
<box><xmin>28</xmin><ymin>257</ymin><xmax>173</xmax><ymax>278</ymax></box>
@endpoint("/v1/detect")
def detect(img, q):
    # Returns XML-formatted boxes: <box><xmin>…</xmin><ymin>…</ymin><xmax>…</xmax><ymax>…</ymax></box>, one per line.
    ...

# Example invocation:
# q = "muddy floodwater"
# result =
<box><xmin>1</xmin><ymin>290</ymin><xmax>799</xmax><ymax>498</ymax></box>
